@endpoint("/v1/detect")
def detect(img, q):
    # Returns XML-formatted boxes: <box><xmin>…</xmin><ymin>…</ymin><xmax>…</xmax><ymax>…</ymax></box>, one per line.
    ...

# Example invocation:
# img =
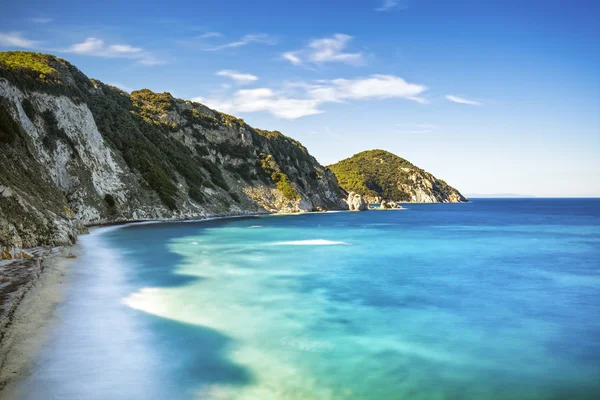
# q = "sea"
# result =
<box><xmin>15</xmin><ymin>199</ymin><xmax>600</xmax><ymax>399</ymax></box>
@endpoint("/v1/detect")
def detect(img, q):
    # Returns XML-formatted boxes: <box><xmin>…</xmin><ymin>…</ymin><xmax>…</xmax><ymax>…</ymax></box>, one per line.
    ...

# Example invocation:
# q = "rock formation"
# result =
<box><xmin>346</xmin><ymin>192</ymin><xmax>368</xmax><ymax>211</ymax></box>
<box><xmin>379</xmin><ymin>200</ymin><xmax>401</xmax><ymax>209</ymax></box>
<box><xmin>0</xmin><ymin>51</ymin><xmax>348</xmax><ymax>257</ymax></box>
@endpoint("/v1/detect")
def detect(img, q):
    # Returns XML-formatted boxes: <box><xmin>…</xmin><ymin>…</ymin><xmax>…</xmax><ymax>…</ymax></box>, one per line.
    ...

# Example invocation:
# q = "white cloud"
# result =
<box><xmin>0</xmin><ymin>32</ymin><xmax>39</xmax><ymax>49</ymax></box>
<box><xmin>396</xmin><ymin>123</ymin><xmax>436</xmax><ymax>134</ymax></box>
<box><xmin>445</xmin><ymin>94</ymin><xmax>481</xmax><ymax>106</ymax></box>
<box><xmin>202</xmin><ymin>33</ymin><xmax>275</xmax><ymax>51</ymax></box>
<box><xmin>197</xmin><ymin>32</ymin><xmax>222</xmax><ymax>39</ymax></box>
<box><xmin>282</xmin><ymin>51</ymin><xmax>302</xmax><ymax>65</ymax></box>
<box><xmin>282</xmin><ymin>34</ymin><xmax>363</xmax><ymax>66</ymax></box>
<box><xmin>196</xmin><ymin>74</ymin><xmax>427</xmax><ymax>119</ymax></box>
<box><xmin>67</xmin><ymin>37</ymin><xmax>162</xmax><ymax>65</ymax></box>
<box><xmin>375</xmin><ymin>0</ymin><xmax>413</xmax><ymax>12</ymax></box>
<box><xmin>107</xmin><ymin>82</ymin><xmax>134</xmax><ymax>93</ymax></box>
<box><xmin>376</xmin><ymin>0</ymin><xmax>399</xmax><ymax>11</ymax></box>
<box><xmin>216</xmin><ymin>69</ymin><xmax>258</xmax><ymax>84</ymax></box>
<box><xmin>321</xmin><ymin>75</ymin><xmax>427</xmax><ymax>101</ymax></box>
<box><xmin>194</xmin><ymin>89</ymin><xmax>322</xmax><ymax>119</ymax></box>
<box><xmin>28</xmin><ymin>17</ymin><xmax>53</xmax><ymax>23</ymax></box>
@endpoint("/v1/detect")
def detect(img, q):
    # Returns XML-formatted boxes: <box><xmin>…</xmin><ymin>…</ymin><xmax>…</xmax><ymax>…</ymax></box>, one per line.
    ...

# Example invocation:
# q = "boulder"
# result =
<box><xmin>363</xmin><ymin>194</ymin><xmax>382</xmax><ymax>204</ymax></box>
<box><xmin>346</xmin><ymin>192</ymin><xmax>368</xmax><ymax>211</ymax></box>
<box><xmin>14</xmin><ymin>250</ymin><xmax>33</xmax><ymax>259</ymax></box>
<box><xmin>379</xmin><ymin>200</ymin><xmax>401</xmax><ymax>209</ymax></box>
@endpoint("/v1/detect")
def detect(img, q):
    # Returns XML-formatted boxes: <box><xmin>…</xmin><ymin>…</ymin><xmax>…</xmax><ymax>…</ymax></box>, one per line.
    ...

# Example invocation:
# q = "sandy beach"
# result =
<box><xmin>0</xmin><ymin>246</ymin><xmax>79</xmax><ymax>398</ymax></box>
<box><xmin>0</xmin><ymin>214</ymin><xmax>265</xmax><ymax>398</ymax></box>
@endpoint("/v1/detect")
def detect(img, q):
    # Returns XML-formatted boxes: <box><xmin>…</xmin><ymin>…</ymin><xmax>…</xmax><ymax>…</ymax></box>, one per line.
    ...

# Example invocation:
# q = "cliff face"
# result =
<box><xmin>0</xmin><ymin>52</ymin><xmax>346</xmax><ymax>258</ymax></box>
<box><xmin>328</xmin><ymin>150</ymin><xmax>467</xmax><ymax>204</ymax></box>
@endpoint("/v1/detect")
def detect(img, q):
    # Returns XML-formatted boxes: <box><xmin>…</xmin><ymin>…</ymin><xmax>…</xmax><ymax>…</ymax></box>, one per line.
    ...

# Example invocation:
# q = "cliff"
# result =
<box><xmin>328</xmin><ymin>150</ymin><xmax>467</xmax><ymax>204</ymax></box>
<box><xmin>0</xmin><ymin>51</ymin><xmax>346</xmax><ymax>258</ymax></box>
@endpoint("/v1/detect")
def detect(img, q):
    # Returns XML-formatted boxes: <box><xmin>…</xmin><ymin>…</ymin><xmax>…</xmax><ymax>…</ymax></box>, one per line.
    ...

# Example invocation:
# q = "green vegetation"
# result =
<box><xmin>0</xmin><ymin>97</ymin><xmax>69</xmax><ymax>247</ymax></box>
<box><xmin>130</xmin><ymin>89</ymin><xmax>177</xmax><ymax>130</ymax></box>
<box><xmin>328</xmin><ymin>149</ymin><xmax>464</xmax><ymax>202</ymax></box>
<box><xmin>88</xmin><ymin>86</ymin><xmax>199</xmax><ymax>210</ymax></box>
<box><xmin>22</xmin><ymin>98</ymin><xmax>36</xmax><ymax>120</ymax></box>
<box><xmin>104</xmin><ymin>194</ymin><xmax>116</xmax><ymax>207</ymax></box>
<box><xmin>260</xmin><ymin>154</ymin><xmax>299</xmax><ymax>200</ymax></box>
<box><xmin>216</xmin><ymin>112</ymin><xmax>247</xmax><ymax>130</ymax></box>
<box><xmin>41</xmin><ymin>110</ymin><xmax>76</xmax><ymax>153</ymax></box>
<box><xmin>0</xmin><ymin>98</ymin><xmax>21</xmax><ymax>144</ymax></box>
<box><xmin>0</xmin><ymin>51</ymin><xmax>337</xmax><ymax>211</ymax></box>
<box><xmin>200</xmin><ymin>159</ymin><xmax>229</xmax><ymax>191</ymax></box>
<box><xmin>229</xmin><ymin>192</ymin><xmax>241</xmax><ymax>203</ymax></box>
<box><xmin>0</xmin><ymin>51</ymin><xmax>59</xmax><ymax>81</ymax></box>
<box><xmin>0</xmin><ymin>52</ymin><xmax>89</xmax><ymax>102</ymax></box>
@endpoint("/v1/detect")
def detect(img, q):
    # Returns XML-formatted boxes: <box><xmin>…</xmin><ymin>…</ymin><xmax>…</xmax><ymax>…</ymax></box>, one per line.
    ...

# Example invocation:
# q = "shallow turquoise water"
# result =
<box><xmin>18</xmin><ymin>199</ymin><xmax>600</xmax><ymax>399</ymax></box>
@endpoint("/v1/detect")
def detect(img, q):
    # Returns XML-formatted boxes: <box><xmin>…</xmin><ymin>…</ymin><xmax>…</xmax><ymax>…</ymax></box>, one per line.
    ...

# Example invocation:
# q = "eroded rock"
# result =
<box><xmin>346</xmin><ymin>192</ymin><xmax>368</xmax><ymax>211</ymax></box>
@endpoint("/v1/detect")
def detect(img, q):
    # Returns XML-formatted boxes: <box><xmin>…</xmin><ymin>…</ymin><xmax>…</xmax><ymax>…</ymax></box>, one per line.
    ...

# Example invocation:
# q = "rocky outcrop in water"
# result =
<box><xmin>379</xmin><ymin>200</ymin><xmax>401</xmax><ymax>210</ymax></box>
<box><xmin>346</xmin><ymin>192</ymin><xmax>368</xmax><ymax>211</ymax></box>
<box><xmin>0</xmin><ymin>51</ymin><xmax>347</xmax><ymax>257</ymax></box>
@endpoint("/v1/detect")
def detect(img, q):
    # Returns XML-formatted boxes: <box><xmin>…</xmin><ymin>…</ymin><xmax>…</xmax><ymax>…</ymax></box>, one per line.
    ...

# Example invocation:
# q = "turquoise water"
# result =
<box><xmin>18</xmin><ymin>199</ymin><xmax>600</xmax><ymax>399</ymax></box>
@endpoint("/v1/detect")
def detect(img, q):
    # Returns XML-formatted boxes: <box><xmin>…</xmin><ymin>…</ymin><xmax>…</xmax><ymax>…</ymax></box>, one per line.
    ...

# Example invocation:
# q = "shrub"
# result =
<box><xmin>188</xmin><ymin>186</ymin><xmax>204</xmax><ymax>203</ymax></box>
<box><xmin>259</xmin><ymin>153</ymin><xmax>299</xmax><ymax>200</ymax></box>
<box><xmin>104</xmin><ymin>194</ymin><xmax>116</xmax><ymax>207</ymax></box>
<box><xmin>22</xmin><ymin>98</ymin><xmax>36</xmax><ymax>120</ymax></box>
<box><xmin>40</xmin><ymin>110</ymin><xmax>76</xmax><ymax>152</ymax></box>
<box><xmin>0</xmin><ymin>99</ymin><xmax>22</xmax><ymax>144</ymax></box>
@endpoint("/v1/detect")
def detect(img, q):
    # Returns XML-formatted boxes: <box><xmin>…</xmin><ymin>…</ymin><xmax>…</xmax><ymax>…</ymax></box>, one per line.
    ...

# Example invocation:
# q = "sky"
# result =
<box><xmin>1</xmin><ymin>0</ymin><xmax>599</xmax><ymax>197</ymax></box>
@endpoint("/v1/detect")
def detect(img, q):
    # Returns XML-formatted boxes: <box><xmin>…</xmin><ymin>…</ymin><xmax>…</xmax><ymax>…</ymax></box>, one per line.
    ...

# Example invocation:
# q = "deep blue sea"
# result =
<box><xmin>17</xmin><ymin>199</ymin><xmax>600</xmax><ymax>399</ymax></box>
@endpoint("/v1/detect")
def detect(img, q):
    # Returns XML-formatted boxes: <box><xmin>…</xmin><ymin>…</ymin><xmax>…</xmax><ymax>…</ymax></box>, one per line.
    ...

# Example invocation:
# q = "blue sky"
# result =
<box><xmin>1</xmin><ymin>0</ymin><xmax>599</xmax><ymax>197</ymax></box>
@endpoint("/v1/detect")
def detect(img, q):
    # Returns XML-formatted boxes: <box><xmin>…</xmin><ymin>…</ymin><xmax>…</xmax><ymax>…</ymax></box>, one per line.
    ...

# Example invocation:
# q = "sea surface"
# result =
<box><xmin>16</xmin><ymin>199</ymin><xmax>600</xmax><ymax>399</ymax></box>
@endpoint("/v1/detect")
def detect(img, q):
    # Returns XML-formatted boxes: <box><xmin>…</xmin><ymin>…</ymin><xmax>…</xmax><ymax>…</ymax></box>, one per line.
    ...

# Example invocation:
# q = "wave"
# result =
<box><xmin>271</xmin><ymin>239</ymin><xmax>349</xmax><ymax>246</ymax></box>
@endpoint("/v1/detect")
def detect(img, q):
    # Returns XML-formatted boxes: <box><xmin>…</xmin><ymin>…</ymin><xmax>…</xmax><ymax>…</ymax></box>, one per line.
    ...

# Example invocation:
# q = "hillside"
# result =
<box><xmin>328</xmin><ymin>150</ymin><xmax>467</xmax><ymax>203</ymax></box>
<box><xmin>0</xmin><ymin>51</ymin><xmax>346</xmax><ymax>258</ymax></box>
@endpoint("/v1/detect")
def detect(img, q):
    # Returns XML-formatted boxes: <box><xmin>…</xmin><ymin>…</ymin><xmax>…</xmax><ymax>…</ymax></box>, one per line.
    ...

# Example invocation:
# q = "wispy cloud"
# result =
<box><xmin>0</xmin><ymin>32</ymin><xmax>39</xmax><ymax>49</ymax></box>
<box><xmin>376</xmin><ymin>0</ymin><xmax>399</xmax><ymax>11</ymax></box>
<box><xmin>28</xmin><ymin>17</ymin><xmax>53</xmax><ymax>24</ymax></box>
<box><xmin>195</xmin><ymin>88</ymin><xmax>322</xmax><ymax>119</ymax></box>
<box><xmin>202</xmin><ymin>33</ymin><xmax>275</xmax><ymax>51</ymax></box>
<box><xmin>66</xmin><ymin>37</ymin><xmax>163</xmax><ymax>65</ymax></box>
<box><xmin>396</xmin><ymin>123</ymin><xmax>436</xmax><ymax>134</ymax></box>
<box><xmin>107</xmin><ymin>82</ymin><xmax>134</xmax><ymax>93</ymax></box>
<box><xmin>309</xmin><ymin>75</ymin><xmax>427</xmax><ymax>103</ymax></box>
<box><xmin>197</xmin><ymin>32</ymin><xmax>222</xmax><ymax>39</ymax></box>
<box><xmin>445</xmin><ymin>94</ymin><xmax>481</xmax><ymax>106</ymax></box>
<box><xmin>216</xmin><ymin>70</ymin><xmax>258</xmax><ymax>84</ymax></box>
<box><xmin>282</xmin><ymin>52</ymin><xmax>302</xmax><ymax>65</ymax></box>
<box><xmin>195</xmin><ymin>74</ymin><xmax>427</xmax><ymax>119</ymax></box>
<box><xmin>375</xmin><ymin>0</ymin><xmax>413</xmax><ymax>12</ymax></box>
<box><xmin>282</xmin><ymin>34</ymin><xmax>364</xmax><ymax>66</ymax></box>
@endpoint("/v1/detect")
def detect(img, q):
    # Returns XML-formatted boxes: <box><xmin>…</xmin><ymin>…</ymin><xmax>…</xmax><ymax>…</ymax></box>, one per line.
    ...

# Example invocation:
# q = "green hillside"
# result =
<box><xmin>328</xmin><ymin>150</ymin><xmax>467</xmax><ymax>203</ymax></box>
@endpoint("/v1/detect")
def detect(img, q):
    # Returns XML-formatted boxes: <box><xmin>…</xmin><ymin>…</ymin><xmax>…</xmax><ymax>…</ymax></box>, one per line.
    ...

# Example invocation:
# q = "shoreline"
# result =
<box><xmin>0</xmin><ymin>246</ymin><xmax>78</xmax><ymax>396</ymax></box>
<box><xmin>0</xmin><ymin>207</ymin><xmax>369</xmax><ymax>397</ymax></box>
<box><xmin>0</xmin><ymin>209</ymin><xmax>318</xmax><ymax>398</ymax></box>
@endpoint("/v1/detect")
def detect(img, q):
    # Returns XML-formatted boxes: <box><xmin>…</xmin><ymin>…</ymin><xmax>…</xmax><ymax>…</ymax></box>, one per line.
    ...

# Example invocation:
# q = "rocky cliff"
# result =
<box><xmin>0</xmin><ymin>51</ymin><xmax>346</xmax><ymax>258</ymax></box>
<box><xmin>328</xmin><ymin>150</ymin><xmax>467</xmax><ymax>204</ymax></box>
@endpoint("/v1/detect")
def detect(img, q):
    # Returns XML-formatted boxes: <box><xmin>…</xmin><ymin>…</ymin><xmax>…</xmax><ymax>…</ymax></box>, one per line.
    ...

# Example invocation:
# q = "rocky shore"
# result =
<box><xmin>0</xmin><ymin>246</ymin><xmax>76</xmax><ymax>395</ymax></box>
<box><xmin>345</xmin><ymin>191</ymin><xmax>402</xmax><ymax>211</ymax></box>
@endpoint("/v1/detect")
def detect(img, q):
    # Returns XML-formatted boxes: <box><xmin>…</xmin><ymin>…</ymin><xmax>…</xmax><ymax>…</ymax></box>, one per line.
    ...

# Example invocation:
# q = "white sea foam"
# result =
<box><xmin>271</xmin><ymin>239</ymin><xmax>348</xmax><ymax>246</ymax></box>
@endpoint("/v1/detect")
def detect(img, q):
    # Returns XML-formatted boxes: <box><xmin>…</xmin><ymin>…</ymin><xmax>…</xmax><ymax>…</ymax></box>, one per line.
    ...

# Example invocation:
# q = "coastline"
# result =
<box><xmin>0</xmin><ymin>209</ymin><xmax>285</xmax><ymax>398</ymax></box>
<box><xmin>0</xmin><ymin>208</ymin><xmax>362</xmax><ymax>398</ymax></box>
<box><xmin>0</xmin><ymin>246</ymin><xmax>78</xmax><ymax>397</ymax></box>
